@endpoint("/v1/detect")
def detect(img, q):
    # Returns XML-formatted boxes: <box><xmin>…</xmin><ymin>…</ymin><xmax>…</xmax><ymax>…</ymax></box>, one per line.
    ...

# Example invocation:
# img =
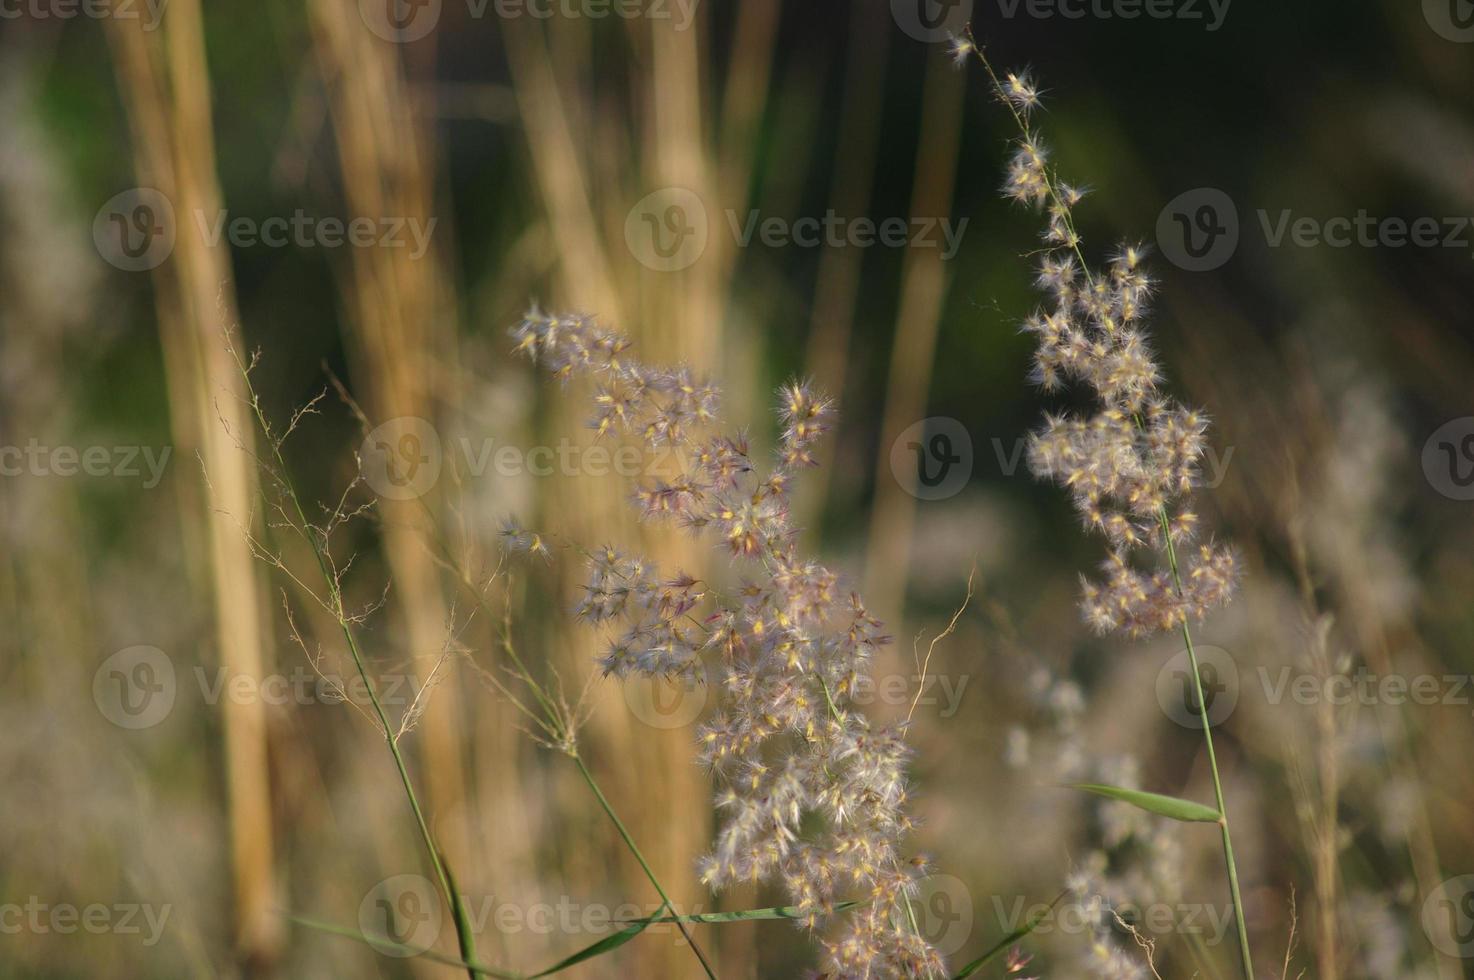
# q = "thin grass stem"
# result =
<box><xmin>226</xmin><ymin>339</ymin><xmax>483</xmax><ymax>978</ymax></box>
<box><xmin>962</xmin><ymin>29</ymin><xmax>1256</xmax><ymax>979</ymax></box>
<box><xmin>571</xmin><ymin>755</ymin><xmax>719</xmax><ymax>979</ymax></box>
<box><xmin>1159</xmin><ymin>509</ymin><xmax>1255</xmax><ymax>980</ymax></box>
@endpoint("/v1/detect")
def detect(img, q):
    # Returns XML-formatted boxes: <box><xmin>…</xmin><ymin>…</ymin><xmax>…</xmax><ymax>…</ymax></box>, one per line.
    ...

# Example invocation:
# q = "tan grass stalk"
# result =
<box><xmin>305</xmin><ymin>0</ymin><xmax>473</xmax><ymax>884</ymax></box>
<box><xmin>501</xmin><ymin>18</ymin><xmax>707</xmax><ymax>978</ymax></box>
<box><xmin>103</xmin><ymin>0</ymin><xmax>279</xmax><ymax>963</ymax></box>
<box><xmin>796</xmin><ymin>0</ymin><xmax>890</xmax><ymax>527</ymax></box>
<box><xmin>500</xmin><ymin>11</ymin><xmax>795</xmax><ymax>972</ymax></box>
<box><xmin>863</xmin><ymin>52</ymin><xmax>965</xmax><ymax>621</ymax></box>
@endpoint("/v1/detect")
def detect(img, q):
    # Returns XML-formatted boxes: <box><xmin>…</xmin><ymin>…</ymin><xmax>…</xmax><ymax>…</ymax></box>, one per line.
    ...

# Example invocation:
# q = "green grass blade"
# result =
<box><xmin>286</xmin><ymin>906</ymin><xmax>667</xmax><ymax>979</ymax></box>
<box><xmin>284</xmin><ymin>913</ymin><xmax>522</xmax><ymax>979</ymax></box>
<box><xmin>1069</xmin><ymin>782</ymin><xmax>1222</xmax><ymax>823</ymax></box>
<box><xmin>950</xmin><ymin>890</ymin><xmax>1064</xmax><ymax>979</ymax></box>
<box><xmin>440</xmin><ymin>845</ymin><xmax>483</xmax><ymax>970</ymax></box>
<box><xmin>617</xmin><ymin>901</ymin><xmax>860</xmax><ymax>925</ymax></box>
<box><xmin>526</xmin><ymin>919</ymin><xmax>654</xmax><ymax>977</ymax></box>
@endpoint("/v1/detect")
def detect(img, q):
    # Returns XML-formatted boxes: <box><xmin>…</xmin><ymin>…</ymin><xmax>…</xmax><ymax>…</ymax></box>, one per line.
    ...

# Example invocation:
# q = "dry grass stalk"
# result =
<box><xmin>863</xmin><ymin>51</ymin><xmax>965</xmax><ymax>622</ymax></box>
<box><xmin>103</xmin><ymin>0</ymin><xmax>279</xmax><ymax>964</ymax></box>
<box><xmin>306</xmin><ymin>0</ymin><xmax>475</xmax><ymax>892</ymax></box>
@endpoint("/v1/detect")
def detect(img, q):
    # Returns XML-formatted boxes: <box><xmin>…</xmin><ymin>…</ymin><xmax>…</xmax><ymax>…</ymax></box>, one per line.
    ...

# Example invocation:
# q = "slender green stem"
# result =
<box><xmin>965</xmin><ymin>28</ymin><xmax>1097</xmax><ymax>293</ymax></box>
<box><xmin>1159</xmin><ymin>512</ymin><xmax>1255</xmax><ymax>980</ymax></box>
<box><xmin>572</xmin><ymin>755</ymin><xmax>719</xmax><ymax>980</ymax></box>
<box><xmin>959</xmin><ymin>30</ymin><xmax>1255</xmax><ymax>977</ymax></box>
<box><xmin>437</xmin><ymin>541</ymin><xmax>718</xmax><ymax>976</ymax></box>
<box><xmin>295</xmin><ymin>498</ymin><xmax>483</xmax><ymax>977</ymax></box>
<box><xmin>232</xmin><ymin>351</ymin><xmax>482</xmax><ymax>978</ymax></box>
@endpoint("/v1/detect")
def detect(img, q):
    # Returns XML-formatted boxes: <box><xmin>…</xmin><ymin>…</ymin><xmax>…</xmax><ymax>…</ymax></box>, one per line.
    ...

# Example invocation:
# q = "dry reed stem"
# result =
<box><xmin>797</xmin><ymin>0</ymin><xmax>890</xmax><ymax>526</ymax></box>
<box><xmin>863</xmin><ymin>51</ymin><xmax>965</xmax><ymax>622</ymax></box>
<box><xmin>307</xmin><ymin>0</ymin><xmax>476</xmax><ymax>899</ymax></box>
<box><xmin>501</xmin><ymin>18</ymin><xmax>715</xmax><ymax>976</ymax></box>
<box><xmin>103</xmin><ymin>0</ymin><xmax>280</xmax><ymax>963</ymax></box>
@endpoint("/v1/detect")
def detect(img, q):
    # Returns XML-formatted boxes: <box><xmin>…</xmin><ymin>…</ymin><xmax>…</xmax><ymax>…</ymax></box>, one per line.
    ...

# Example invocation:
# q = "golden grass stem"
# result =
<box><xmin>103</xmin><ymin>2</ymin><xmax>280</xmax><ymax>962</ymax></box>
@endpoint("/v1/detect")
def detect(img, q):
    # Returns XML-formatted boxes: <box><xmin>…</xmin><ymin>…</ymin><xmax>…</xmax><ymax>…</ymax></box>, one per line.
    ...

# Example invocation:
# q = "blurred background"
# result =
<box><xmin>2</xmin><ymin>0</ymin><xmax>1473</xmax><ymax>976</ymax></box>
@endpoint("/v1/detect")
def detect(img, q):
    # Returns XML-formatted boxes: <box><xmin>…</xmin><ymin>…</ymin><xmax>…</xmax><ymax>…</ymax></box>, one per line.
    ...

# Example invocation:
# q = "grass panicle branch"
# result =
<box><xmin>219</xmin><ymin>329</ymin><xmax>485</xmax><ymax>979</ymax></box>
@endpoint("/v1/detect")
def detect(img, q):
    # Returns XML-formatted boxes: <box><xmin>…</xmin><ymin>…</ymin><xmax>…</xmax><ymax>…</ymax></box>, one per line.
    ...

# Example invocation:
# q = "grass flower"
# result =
<box><xmin>512</xmin><ymin>309</ymin><xmax>941</xmax><ymax>979</ymax></box>
<box><xmin>959</xmin><ymin>25</ymin><xmax>1255</xmax><ymax>979</ymax></box>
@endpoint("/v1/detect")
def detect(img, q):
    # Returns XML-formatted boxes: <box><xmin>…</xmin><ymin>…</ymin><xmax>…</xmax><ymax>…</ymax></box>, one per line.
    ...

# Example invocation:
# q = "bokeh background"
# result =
<box><xmin>2</xmin><ymin>0</ymin><xmax>1473</xmax><ymax>976</ymax></box>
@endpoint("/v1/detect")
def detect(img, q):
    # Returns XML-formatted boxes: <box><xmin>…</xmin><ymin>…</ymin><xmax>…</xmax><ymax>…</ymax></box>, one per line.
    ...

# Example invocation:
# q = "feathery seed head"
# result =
<box><xmin>511</xmin><ymin>309</ymin><xmax>936</xmax><ymax>978</ymax></box>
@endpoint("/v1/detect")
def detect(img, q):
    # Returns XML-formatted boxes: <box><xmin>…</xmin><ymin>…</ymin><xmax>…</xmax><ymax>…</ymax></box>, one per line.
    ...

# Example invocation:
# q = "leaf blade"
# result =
<box><xmin>618</xmin><ymin>901</ymin><xmax>859</xmax><ymax>925</ymax></box>
<box><xmin>527</xmin><ymin>920</ymin><xmax>652</xmax><ymax>978</ymax></box>
<box><xmin>284</xmin><ymin>913</ymin><xmax>521</xmax><ymax>979</ymax></box>
<box><xmin>951</xmin><ymin>890</ymin><xmax>1064</xmax><ymax>979</ymax></box>
<box><xmin>1069</xmin><ymin>782</ymin><xmax>1222</xmax><ymax>823</ymax></box>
